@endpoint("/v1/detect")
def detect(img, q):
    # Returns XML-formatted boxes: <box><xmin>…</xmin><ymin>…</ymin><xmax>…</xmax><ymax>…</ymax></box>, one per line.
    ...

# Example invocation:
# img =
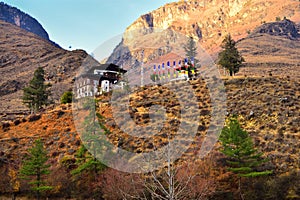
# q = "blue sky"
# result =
<box><xmin>2</xmin><ymin>0</ymin><xmax>172</xmax><ymax>54</ymax></box>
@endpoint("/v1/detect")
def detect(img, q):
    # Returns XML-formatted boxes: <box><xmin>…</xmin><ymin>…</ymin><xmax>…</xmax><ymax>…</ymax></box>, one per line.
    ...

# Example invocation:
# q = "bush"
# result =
<box><xmin>28</xmin><ymin>114</ymin><xmax>41</xmax><ymax>122</ymax></box>
<box><xmin>60</xmin><ymin>91</ymin><xmax>73</xmax><ymax>104</ymax></box>
<box><xmin>244</xmin><ymin>171</ymin><xmax>300</xmax><ymax>200</ymax></box>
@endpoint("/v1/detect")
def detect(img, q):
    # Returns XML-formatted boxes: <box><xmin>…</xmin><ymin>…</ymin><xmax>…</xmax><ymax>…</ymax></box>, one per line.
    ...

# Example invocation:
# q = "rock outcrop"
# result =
<box><xmin>250</xmin><ymin>19</ymin><xmax>300</xmax><ymax>40</ymax></box>
<box><xmin>236</xmin><ymin>19</ymin><xmax>300</xmax><ymax>68</ymax></box>
<box><xmin>107</xmin><ymin>0</ymin><xmax>300</xmax><ymax>68</ymax></box>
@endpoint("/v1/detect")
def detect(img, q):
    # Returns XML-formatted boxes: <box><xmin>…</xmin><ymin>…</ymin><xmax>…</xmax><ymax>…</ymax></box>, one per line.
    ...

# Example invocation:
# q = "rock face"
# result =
<box><xmin>251</xmin><ymin>19</ymin><xmax>300</xmax><ymax>40</ymax></box>
<box><xmin>107</xmin><ymin>0</ymin><xmax>300</xmax><ymax>68</ymax></box>
<box><xmin>0</xmin><ymin>2</ymin><xmax>56</xmax><ymax>46</ymax></box>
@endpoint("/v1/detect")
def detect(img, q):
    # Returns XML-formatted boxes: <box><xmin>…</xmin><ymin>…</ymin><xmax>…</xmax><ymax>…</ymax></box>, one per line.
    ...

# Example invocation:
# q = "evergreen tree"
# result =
<box><xmin>71</xmin><ymin>100</ymin><xmax>108</xmax><ymax>177</ymax></box>
<box><xmin>22</xmin><ymin>67</ymin><xmax>51</xmax><ymax>113</ymax></box>
<box><xmin>183</xmin><ymin>36</ymin><xmax>199</xmax><ymax>79</ymax></box>
<box><xmin>183</xmin><ymin>36</ymin><xmax>199</xmax><ymax>66</ymax></box>
<box><xmin>19</xmin><ymin>139</ymin><xmax>52</xmax><ymax>200</ymax></box>
<box><xmin>219</xmin><ymin>117</ymin><xmax>272</xmax><ymax>199</ymax></box>
<box><xmin>71</xmin><ymin>145</ymin><xmax>106</xmax><ymax>176</ymax></box>
<box><xmin>218</xmin><ymin>34</ymin><xmax>245</xmax><ymax>76</ymax></box>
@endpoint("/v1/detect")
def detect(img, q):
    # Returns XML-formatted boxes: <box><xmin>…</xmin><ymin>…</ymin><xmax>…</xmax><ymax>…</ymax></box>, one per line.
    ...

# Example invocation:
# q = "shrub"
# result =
<box><xmin>244</xmin><ymin>171</ymin><xmax>300</xmax><ymax>200</ymax></box>
<box><xmin>60</xmin><ymin>91</ymin><xmax>73</xmax><ymax>104</ymax></box>
<box><xmin>28</xmin><ymin>114</ymin><xmax>41</xmax><ymax>122</ymax></box>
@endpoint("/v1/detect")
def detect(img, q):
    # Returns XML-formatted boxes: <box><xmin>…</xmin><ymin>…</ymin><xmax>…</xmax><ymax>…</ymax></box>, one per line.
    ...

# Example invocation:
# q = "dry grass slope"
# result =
<box><xmin>0</xmin><ymin>20</ymin><xmax>99</xmax><ymax>119</ymax></box>
<box><xmin>0</xmin><ymin>76</ymin><xmax>298</xmax><ymax>174</ymax></box>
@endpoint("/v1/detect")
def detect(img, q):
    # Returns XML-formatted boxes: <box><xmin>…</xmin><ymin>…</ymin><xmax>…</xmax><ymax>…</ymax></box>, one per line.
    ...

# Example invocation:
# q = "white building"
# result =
<box><xmin>74</xmin><ymin>63</ymin><xmax>127</xmax><ymax>99</ymax></box>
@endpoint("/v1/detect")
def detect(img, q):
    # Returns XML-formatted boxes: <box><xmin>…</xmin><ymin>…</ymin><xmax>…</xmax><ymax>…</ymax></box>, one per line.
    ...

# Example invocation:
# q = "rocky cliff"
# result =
<box><xmin>0</xmin><ymin>2</ymin><xmax>58</xmax><ymax>46</ymax></box>
<box><xmin>107</xmin><ymin>0</ymin><xmax>300</xmax><ymax>68</ymax></box>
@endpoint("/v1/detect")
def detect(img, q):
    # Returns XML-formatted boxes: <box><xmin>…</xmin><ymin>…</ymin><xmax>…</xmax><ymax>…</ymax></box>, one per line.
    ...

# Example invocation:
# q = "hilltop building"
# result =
<box><xmin>75</xmin><ymin>63</ymin><xmax>127</xmax><ymax>99</ymax></box>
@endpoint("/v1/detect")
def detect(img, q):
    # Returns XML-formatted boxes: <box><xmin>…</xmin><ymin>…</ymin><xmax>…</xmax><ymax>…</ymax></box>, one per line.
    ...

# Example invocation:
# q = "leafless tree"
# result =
<box><xmin>117</xmin><ymin>137</ymin><xmax>216</xmax><ymax>200</ymax></box>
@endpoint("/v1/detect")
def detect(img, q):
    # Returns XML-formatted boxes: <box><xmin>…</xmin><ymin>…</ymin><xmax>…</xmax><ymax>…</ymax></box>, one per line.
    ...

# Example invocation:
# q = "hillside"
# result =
<box><xmin>0</xmin><ymin>20</ymin><xmax>99</xmax><ymax>120</ymax></box>
<box><xmin>236</xmin><ymin>19</ymin><xmax>300</xmax><ymax>77</ymax></box>
<box><xmin>0</xmin><ymin>1</ymin><xmax>299</xmax><ymax>199</ymax></box>
<box><xmin>0</xmin><ymin>76</ymin><xmax>299</xmax><ymax>174</ymax></box>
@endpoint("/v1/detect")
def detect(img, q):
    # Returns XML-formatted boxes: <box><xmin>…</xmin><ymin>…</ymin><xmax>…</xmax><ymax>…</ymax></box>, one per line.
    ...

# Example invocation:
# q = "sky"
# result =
<box><xmin>2</xmin><ymin>0</ymin><xmax>173</xmax><ymax>55</ymax></box>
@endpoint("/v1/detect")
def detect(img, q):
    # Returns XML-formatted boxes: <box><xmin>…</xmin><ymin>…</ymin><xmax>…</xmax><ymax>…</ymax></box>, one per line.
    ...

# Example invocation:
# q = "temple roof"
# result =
<box><xmin>87</xmin><ymin>63</ymin><xmax>127</xmax><ymax>74</ymax></box>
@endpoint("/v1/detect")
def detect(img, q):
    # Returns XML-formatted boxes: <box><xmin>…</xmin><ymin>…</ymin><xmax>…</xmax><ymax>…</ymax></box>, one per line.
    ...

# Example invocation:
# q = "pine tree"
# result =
<box><xmin>218</xmin><ymin>34</ymin><xmax>245</xmax><ymax>76</ymax></box>
<box><xmin>219</xmin><ymin>117</ymin><xmax>272</xmax><ymax>199</ymax></box>
<box><xmin>183</xmin><ymin>36</ymin><xmax>199</xmax><ymax>79</ymax></box>
<box><xmin>71</xmin><ymin>100</ymin><xmax>108</xmax><ymax>177</ymax></box>
<box><xmin>71</xmin><ymin>145</ymin><xmax>106</xmax><ymax>176</ymax></box>
<box><xmin>183</xmin><ymin>36</ymin><xmax>199</xmax><ymax>66</ymax></box>
<box><xmin>19</xmin><ymin>139</ymin><xmax>52</xmax><ymax>200</ymax></box>
<box><xmin>22</xmin><ymin>67</ymin><xmax>51</xmax><ymax>113</ymax></box>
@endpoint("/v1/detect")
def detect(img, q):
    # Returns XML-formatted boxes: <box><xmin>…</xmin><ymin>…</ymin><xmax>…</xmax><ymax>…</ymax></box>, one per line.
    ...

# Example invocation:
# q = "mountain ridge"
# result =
<box><xmin>107</xmin><ymin>0</ymin><xmax>300</xmax><ymax>68</ymax></box>
<box><xmin>0</xmin><ymin>20</ymin><xmax>99</xmax><ymax>119</ymax></box>
<box><xmin>0</xmin><ymin>2</ymin><xmax>59</xmax><ymax>47</ymax></box>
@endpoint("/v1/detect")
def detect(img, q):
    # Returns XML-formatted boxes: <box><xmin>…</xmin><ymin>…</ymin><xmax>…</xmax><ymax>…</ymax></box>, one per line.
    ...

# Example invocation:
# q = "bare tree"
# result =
<box><xmin>117</xmin><ymin>137</ymin><xmax>216</xmax><ymax>200</ymax></box>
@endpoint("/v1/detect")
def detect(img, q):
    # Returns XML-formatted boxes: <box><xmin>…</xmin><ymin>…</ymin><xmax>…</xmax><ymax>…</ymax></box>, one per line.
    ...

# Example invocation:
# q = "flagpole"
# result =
<box><xmin>141</xmin><ymin>49</ymin><xmax>144</xmax><ymax>87</ymax></box>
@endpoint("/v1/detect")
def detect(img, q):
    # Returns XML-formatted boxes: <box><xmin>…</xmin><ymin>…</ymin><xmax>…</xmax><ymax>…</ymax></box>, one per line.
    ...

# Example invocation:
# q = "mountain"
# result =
<box><xmin>107</xmin><ymin>0</ymin><xmax>300</xmax><ymax>68</ymax></box>
<box><xmin>0</xmin><ymin>20</ymin><xmax>99</xmax><ymax>120</ymax></box>
<box><xmin>0</xmin><ymin>2</ymin><xmax>59</xmax><ymax>47</ymax></box>
<box><xmin>236</xmin><ymin>19</ymin><xmax>300</xmax><ymax>77</ymax></box>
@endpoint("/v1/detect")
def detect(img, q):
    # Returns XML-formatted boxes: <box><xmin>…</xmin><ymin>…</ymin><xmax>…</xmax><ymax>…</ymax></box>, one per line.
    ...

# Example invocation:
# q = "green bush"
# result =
<box><xmin>60</xmin><ymin>91</ymin><xmax>73</xmax><ymax>104</ymax></box>
<box><xmin>276</xmin><ymin>16</ymin><xmax>281</xmax><ymax>21</ymax></box>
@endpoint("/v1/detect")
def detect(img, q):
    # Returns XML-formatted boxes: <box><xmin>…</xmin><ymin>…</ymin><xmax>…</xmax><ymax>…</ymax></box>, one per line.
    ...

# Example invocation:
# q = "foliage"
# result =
<box><xmin>150</xmin><ymin>74</ymin><xmax>157</xmax><ymax>82</ymax></box>
<box><xmin>244</xmin><ymin>171</ymin><xmax>300</xmax><ymax>200</ymax></box>
<box><xmin>217</xmin><ymin>34</ymin><xmax>245</xmax><ymax>76</ymax></box>
<box><xmin>71</xmin><ymin>145</ymin><xmax>106</xmax><ymax>176</ymax></box>
<box><xmin>22</xmin><ymin>67</ymin><xmax>51</xmax><ymax>112</ymax></box>
<box><xmin>0</xmin><ymin>165</ymin><xmax>13</xmax><ymax>193</ymax></box>
<box><xmin>70</xmin><ymin>143</ymin><xmax>107</xmax><ymax>199</ymax></box>
<box><xmin>275</xmin><ymin>16</ymin><xmax>281</xmax><ymax>21</ymax></box>
<box><xmin>19</xmin><ymin>139</ymin><xmax>52</xmax><ymax>199</ymax></box>
<box><xmin>117</xmin><ymin>140</ymin><xmax>216</xmax><ymax>200</ymax></box>
<box><xmin>219</xmin><ymin>117</ymin><xmax>272</xmax><ymax>177</ymax></box>
<box><xmin>60</xmin><ymin>91</ymin><xmax>73</xmax><ymax>104</ymax></box>
<box><xmin>183</xmin><ymin>36</ymin><xmax>199</xmax><ymax>66</ymax></box>
<box><xmin>219</xmin><ymin>117</ymin><xmax>272</xmax><ymax>199</ymax></box>
<box><xmin>71</xmin><ymin>100</ymin><xmax>108</xmax><ymax>176</ymax></box>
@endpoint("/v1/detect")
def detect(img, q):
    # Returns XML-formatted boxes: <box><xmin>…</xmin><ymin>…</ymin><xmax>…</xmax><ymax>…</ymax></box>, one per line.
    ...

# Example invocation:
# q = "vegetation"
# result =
<box><xmin>22</xmin><ymin>67</ymin><xmax>51</xmax><ymax>113</ymax></box>
<box><xmin>0</xmin><ymin>76</ymin><xmax>298</xmax><ymax>199</ymax></box>
<box><xmin>71</xmin><ymin>145</ymin><xmax>106</xmax><ymax>176</ymax></box>
<box><xmin>19</xmin><ymin>139</ymin><xmax>52</xmax><ymax>200</ymax></box>
<box><xmin>71</xmin><ymin>100</ymin><xmax>108</xmax><ymax>176</ymax></box>
<box><xmin>60</xmin><ymin>91</ymin><xmax>73</xmax><ymax>104</ymax></box>
<box><xmin>218</xmin><ymin>34</ymin><xmax>245</xmax><ymax>76</ymax></box>
<box><xmin>183</xmin><ymin>36</ymin><xmax>199</xmax><ymax>66</ymax></box>
<box><xmin>244</xmin><ymin>171</ymin><xmax>300</xmax><ymax>200</ymax></box>
<box><xmin>150</xmin><ymin>74</ymin><xmax>157</xmax><ymax>82</ymax></box>
<box><xmin>276</xmin><ymin>16</ymin><xmax>281</xmax><ymax>21</ymax></box>
<box><xmin>182</xmin><ymin>36</ymin><xmax>199</xmax><ymax>79</ymax></box>
<box><xmin>219</xmin><ymin>117</ymin><xmax>272</xmax><ymax>199</ymax></box>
